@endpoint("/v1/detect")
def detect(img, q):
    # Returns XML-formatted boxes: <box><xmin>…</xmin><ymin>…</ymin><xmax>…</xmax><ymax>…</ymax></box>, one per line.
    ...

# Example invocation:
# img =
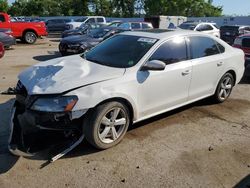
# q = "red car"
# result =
<box><xmin>0</xmin><ymin>13</ymin><xmax>48</xmax><ymax>44</ymax></box>
<box><xmin>0</xmin><ymin>42</ymin><xmax>5</xmax><ymax>58</ymax></box>
<box><xmin>233</xmin><ymin>34</ymin><xmax>250</xmax><ymax>67</ymax></box>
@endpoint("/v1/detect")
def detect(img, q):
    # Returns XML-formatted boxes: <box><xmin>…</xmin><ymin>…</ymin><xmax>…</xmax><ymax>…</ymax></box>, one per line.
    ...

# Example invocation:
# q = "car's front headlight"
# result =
<box><xmin>30</xmin><ymin>96</ymin><xmax>78</xmax><ymax>112</ymax></box>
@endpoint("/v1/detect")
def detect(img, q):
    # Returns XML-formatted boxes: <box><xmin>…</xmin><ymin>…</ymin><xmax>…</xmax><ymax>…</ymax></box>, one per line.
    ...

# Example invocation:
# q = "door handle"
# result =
<box><xmin>217</xmin><ymin>62</ymin><xmax>224</xmax><ymax>67</ymax></box>
<box><xmin>182</xmin><ymin>70</ymin><xmax>191</xmax><ymax>76</ymax></box>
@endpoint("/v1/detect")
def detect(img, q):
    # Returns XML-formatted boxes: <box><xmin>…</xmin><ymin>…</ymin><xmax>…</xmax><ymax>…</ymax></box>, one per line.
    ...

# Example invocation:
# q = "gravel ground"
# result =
<box><xmin>0</xmin><ymin>37</ymin><xmax>249</xmax><ymax>188</ymax></box>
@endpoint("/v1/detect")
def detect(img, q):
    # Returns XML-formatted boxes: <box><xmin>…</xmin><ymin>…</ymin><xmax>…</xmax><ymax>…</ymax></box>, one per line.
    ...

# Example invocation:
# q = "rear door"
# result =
<box><xmin>187</xmin><ymin>36</ymin><xmax>225</xmax><ymax>101</ymax></box>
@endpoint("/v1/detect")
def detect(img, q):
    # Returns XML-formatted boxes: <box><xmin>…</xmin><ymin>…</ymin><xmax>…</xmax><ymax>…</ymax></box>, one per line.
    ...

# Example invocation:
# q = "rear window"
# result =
<box><xmin>131</xmin><ymin>23</ymin><xmax>141</xmax><ymax>29</ymax></box>
<box><xmin>242</xmin><ymin>38</ymin><xmax>250</xmax><ymax>48</ymax></box>
<box><xmin>189</xmin><ymin>36</ymin><xmax>221</xmax><ymax>59</ymax></box>
<box><xmin>220</xmin><ymin>26</ymin><xmax>239</xmax><ymax>34</ymax></box>
<box><xmin>142</xmin><ymin>23</ymin><xmax>152</xmax><ymax>29</ymax></box>
<box><xmin>0</xmin><ymin>15</ymin><xmax>6</xmax><ymax>22</ymax></box>
<box><xmin>97</xmin><ymin>18</ymin><xmax>104</xmax><ymax>22</ymax></box>
<box><xmin>179</xmin><ymin>23</ymin><xmax>197</xmax><ymax>30</ymax></box>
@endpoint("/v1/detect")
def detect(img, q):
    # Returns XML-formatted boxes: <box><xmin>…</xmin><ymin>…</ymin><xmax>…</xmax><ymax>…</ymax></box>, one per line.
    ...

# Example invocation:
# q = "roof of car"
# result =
<box><xmin>238</xmin><ymin>33</ymin><xmax>250</xmax><ymax>38</ymax></box>
<box><xmin>120</xmin><ymin>29</ymin><xmax>201</xmax><ymax>39</ymax></box>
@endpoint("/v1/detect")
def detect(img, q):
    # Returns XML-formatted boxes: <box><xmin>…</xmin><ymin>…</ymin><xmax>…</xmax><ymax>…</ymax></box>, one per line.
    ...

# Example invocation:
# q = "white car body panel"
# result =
<box><xmin>18</xmin><ymin>30</ymin><xmax>245</xmax><ymax>123</ymax></box>
<box><xmin>18</xmin><ymin>55</ymin><xmax>125</xmax><ymax>95</ymax></box>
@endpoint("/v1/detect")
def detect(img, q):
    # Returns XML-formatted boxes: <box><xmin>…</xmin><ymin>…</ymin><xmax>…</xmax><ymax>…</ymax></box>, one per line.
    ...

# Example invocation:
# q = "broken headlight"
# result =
<box><xmin>30</xmin><ymin>96</ymin><xmax>78</xmax><ymax>112</ymax></box>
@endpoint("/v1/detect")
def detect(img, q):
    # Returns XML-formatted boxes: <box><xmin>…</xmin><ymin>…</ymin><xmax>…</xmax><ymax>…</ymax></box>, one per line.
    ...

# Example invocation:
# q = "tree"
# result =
<box><xmin>144</xmin><ymin>0</ymin><xmax>222</xmax><ymax>17</ymax></box>
<box><xmin>0</xmin><ymin>0</ymin><xmax>8</xmax><ymax>13</ymax></box>
<box><xmin>112</xmin><ymin>0</ymin><xmax>136</xmax><ymax>17</ymax></box>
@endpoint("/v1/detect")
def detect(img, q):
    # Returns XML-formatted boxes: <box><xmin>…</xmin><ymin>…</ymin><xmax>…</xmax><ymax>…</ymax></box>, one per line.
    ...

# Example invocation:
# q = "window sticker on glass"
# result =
<box><xmin>128</xmin><ymin>61</ymin><xmax>134</xmax><ymax>66</ymax></box>
<box><xmin>138</xmin><ymin>38</ymin><xmax>157</xmax><ymax>44</ymax></box>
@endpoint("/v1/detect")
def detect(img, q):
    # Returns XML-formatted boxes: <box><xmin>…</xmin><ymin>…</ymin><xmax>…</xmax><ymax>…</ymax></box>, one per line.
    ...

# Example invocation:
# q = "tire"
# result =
<box><xmin>23</xmin><ymin>31</ymin><xmax>37</xmax><ymax>44</ymax></box>
<box><xmin>213</xmin><ymin>73</ymin><xmax>234</xmax><ymax>103</ymax></box>
<box><xmin>83</xmin><ymin>101</ymin><xmax>130</xmax><ymax>150</ymax></box>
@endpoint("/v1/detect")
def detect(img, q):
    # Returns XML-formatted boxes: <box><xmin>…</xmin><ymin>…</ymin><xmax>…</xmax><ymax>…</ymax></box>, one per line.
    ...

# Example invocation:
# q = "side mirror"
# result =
<box><xmin>141</xmin><ymin>60</ymin><xmax>166</xmax><ymax>71</ymax></box>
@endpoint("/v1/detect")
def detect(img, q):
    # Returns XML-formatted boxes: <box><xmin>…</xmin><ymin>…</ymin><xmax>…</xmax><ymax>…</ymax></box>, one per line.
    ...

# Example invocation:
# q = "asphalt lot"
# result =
<box><xmin>0</xmin><ymin>37</ymin><xmax>250</xmax><ymax>188</ymax></box>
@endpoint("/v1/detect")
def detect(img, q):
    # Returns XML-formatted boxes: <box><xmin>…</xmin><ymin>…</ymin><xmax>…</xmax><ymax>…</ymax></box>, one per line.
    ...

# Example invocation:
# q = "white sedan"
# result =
<box><xmin>9</xmin><ymin>30</ymin><xmax>245</xmax><ymax>155</ymax></box>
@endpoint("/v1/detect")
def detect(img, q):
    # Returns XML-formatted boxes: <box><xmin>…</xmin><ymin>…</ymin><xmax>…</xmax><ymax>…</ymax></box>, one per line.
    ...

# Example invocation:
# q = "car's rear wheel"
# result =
<box><xmin>83</xmin><ymin>101</ymin><xmax>130</xmax><ymax>149</ymax></box>
<box><xmin>23</xmin><ymin>31</ymin><xmax>37</xmax><ymax>44</ymax></box>
<box><xmin>213</xmin><ymin>73</ymin><xmax>234</xmax><ymax>103</ymax></box>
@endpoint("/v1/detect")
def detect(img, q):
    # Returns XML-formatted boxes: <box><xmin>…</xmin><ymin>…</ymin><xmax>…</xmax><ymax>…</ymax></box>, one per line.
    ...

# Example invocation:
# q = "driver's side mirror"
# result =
<box><xmin>141</xmin><ymin>60</ymin><xmax>166</xmax><ymax>71</ymax></box>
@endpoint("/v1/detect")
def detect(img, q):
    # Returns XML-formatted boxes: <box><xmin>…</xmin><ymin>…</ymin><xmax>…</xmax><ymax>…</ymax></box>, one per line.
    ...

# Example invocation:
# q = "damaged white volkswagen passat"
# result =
<box><xmin>7</xmin><ymin>29</ymin><xmax>245</xmax><ymax>158</ymax></box>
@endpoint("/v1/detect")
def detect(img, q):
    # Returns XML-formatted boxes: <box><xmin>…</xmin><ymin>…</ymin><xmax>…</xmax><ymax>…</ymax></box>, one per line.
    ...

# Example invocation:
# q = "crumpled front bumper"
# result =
<box><xmin>8</xmin><ymin>101</ymin><xmax>84</xmax><ymax>162</ymax></box>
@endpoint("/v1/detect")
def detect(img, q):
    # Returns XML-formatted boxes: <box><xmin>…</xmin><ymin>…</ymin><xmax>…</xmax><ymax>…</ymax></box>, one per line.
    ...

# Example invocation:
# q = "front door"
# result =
<box><xmin>138</xmin><ymin>36</ymin><xmax>192</xmax><ymax>118</ymax></box>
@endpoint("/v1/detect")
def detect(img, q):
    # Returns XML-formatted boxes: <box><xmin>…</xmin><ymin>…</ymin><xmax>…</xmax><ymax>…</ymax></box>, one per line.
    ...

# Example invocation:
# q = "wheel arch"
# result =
<box><xmin>22</xmin><ymin>28</ymin><xmax>38</xmax><ymax>38</ymax></box>
<box><xmin>226</xmin><ymin>69</ymin><xmax>236</xmax><ymax>85</ymax></box>
<box><xmin>213</xmin><ymin>69</ymin><xmax>237</xmax><ymax>95</ymax></box>
<box><xmin>94</xmin><ymin>97</ymin><xmax>136</xmax><ymax>123</ymax></box>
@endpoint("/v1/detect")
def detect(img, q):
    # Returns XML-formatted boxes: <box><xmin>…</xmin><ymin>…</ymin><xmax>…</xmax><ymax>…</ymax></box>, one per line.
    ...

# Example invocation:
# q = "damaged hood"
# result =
<box><xmin>18</xmin><ymin>55</ymin><xmax>125</xmax><ymax>95</ymax></box>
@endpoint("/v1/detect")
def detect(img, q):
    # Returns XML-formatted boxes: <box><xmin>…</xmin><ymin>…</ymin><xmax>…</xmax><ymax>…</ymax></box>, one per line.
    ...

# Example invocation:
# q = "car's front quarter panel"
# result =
<box><xmin>67</xmin><ymin>72</ymin><xmax>139</xmax><ymax>121</ymax></box>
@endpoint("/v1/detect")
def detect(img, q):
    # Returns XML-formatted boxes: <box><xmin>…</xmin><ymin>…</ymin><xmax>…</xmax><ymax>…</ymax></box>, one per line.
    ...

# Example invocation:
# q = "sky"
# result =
<box><xmin>7</xmin><ymin>0</ymin><xmax>250</xmax><ymax>16</ymax></box>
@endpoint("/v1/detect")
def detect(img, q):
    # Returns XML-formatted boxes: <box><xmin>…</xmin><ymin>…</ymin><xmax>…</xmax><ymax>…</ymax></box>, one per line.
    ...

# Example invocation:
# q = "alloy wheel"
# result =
<box><xmin>218</xmin><ymin>76</ymin><xmax>233</xmax><ymax>101</ymax></box>
<box><xmin>98</xmin><ymin>107</ymin><xmax>127</xmax><ymax>144</ymax></box>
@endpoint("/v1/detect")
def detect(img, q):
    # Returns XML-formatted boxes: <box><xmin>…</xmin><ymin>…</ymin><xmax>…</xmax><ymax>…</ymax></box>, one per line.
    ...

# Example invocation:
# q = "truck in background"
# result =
<box><xmin>0</xmin><ymin>12</ymin><xmax>48</xmax><ymax>44</ymax></box>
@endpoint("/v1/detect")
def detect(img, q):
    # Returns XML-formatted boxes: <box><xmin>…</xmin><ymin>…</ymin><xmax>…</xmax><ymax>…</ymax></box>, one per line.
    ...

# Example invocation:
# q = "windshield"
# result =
<box><xmin>83</xmin><ymin>35</ymin><xmax>158</xmax><ymax>68</ymax></box>
<box><xmin>179</xmin><ymin>23</ymin><xmax>197</xmax><ymax>30</ymax></box>
<box><xmin>88</xmin><ymin>28</ymin><xmax>112</xmax><ymax>38</ymax></box>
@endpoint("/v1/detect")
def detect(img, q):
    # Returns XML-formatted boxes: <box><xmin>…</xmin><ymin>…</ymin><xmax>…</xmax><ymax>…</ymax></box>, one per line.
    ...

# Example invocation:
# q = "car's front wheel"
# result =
<box><xmin>213</xmin><ymin>72</ymin><xmax>234</xmax><ymax>103</ymax></box>
<box><xmin>83</xmin><ymin>101</ymin><xmax>130</xmax><ymax>149</ymax></box>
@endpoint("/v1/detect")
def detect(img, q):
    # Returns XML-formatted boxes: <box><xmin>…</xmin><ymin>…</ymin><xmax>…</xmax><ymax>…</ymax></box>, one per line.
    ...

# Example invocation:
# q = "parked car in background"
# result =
<box><xmin>179</xmin><ymin>21</ymin><xmax>220</xmax><ymax>37</ymax></box>
<box><xmin>220</xmin><ymin>25</ymin><xmax>250</xmax><ymax>45</ymax></box>
<box><xmin>66</xmin><ymin>16</ymin><xmax>106</xmax><ymax>30</ymax></box>
<box><xmin>233</xmin><ymin>33</ymin><xmax>250</xmax><ymax>67</ymax></box>
<box><xmin>59</xmin><ymin>27</ymin><xmax>125</xmax><ymax>56</ymax></box>
<box><xmin>0</xmin><ymin>12</ymin><xmax>47</xmax><ymax>44</ymax></box>
<box><xmin>0</xmin><ymin>42</ymin><xmax>4</xmax><ymax>58</ymax></box>
<box><xmin>118</xmin><ymin>22</ymin><xmax>153</xmax><ymax>30</ymax></box>
<box><xmin>0</xmin><ymin>28</ymin><xmax>13</xmax><ymax>36</ymax></box>
<box><xmin>0</xmin><ymin>30</ymin><xmax>16</xmax><ymax>48</ymax></box>
<box><xmin>107</xmin><ymin>21</ymin><xmax>123</xmax><ymax>27</ymax></box>
<box><xmin>61</xmin><ymin>23</ymin><xmax>105</xmax><ymax>38</ymax></box>
<box><xmin>46</xmin><ymin>18</ymin><xmax>74</xmax><ymax>33</ymax></box>
<box><xmin>8</xmin><ymin>30</ymin><xmax>244</xmax><ymax>156</ymax></box>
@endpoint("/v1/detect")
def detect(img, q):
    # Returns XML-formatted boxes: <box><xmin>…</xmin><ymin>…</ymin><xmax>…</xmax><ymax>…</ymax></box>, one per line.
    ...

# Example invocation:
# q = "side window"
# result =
<box><xmin>196</xmin><ymin>24</ymin><xmax>205</xmax><ymax>31</ymax></box>
<box><xmin>142</xmin><ymin>23</ymin><xmax>152</xmax><ymax>29</ymax></box>
<box><xmin>203</xmin><ymin>24</ymin><xmax>213</xmax><ymax>31</ymax></box>
<box><xmin>86</xmin><ymin>18</ymin><xmax>95</xmax><ymax>23</ymax></box>
<box><xmin>119</xmin><ymin>23</ymin><xmax>130</xmax><ymax>30</ymax></box>
<box><xmin>131</xmin><ymin>23</ymin><xmax>141</xmax><ymax>29</ymax></box>
<box><xmin>97</xmin><ymin>18</ymin><xmax>104</xmax><ymax>23</ymax></box>
<box><xmin>57</xmin><ymin>19</ymin><xmax>64</xmax><ymax>23</ymax></box>
<box><xmin>189</xmin><ymin>36</ymin><xmax>220</xmax><ymax>59</ymax></box>
<box><xmin>0</xmin><ymin>15</ymin><xmax>5</xmax><ymax>22</ymax></box>
<box><xmin>216</xmin><ymin>42</ymin><xmax>225</xmax><ymax>53</ymax></box>
<box><xmin>149</xmin><ymin>37</ymin><xmax>187</xmax><ymax>65</ymax></box>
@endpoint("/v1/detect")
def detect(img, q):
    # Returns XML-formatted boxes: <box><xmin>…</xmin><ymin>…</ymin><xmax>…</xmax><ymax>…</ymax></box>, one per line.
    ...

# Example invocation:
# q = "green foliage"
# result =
<box><xmin>0</xmin><ymin>0</ymin><xmax>9</xmax><ymax>12</ymax></box>
<box><xmin>7</xmin><ymin>0</ymin><xmax>222</xmax><ymax>17</ymax></box>
<box><xmin>144</xmin><ymin>0</ymin><xmax>222</xmax><ymax>17</ymax></box>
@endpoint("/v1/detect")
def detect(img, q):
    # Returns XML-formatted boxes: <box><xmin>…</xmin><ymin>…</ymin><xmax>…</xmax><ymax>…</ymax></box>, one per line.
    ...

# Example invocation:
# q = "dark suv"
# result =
<box><xmin>220</xmin><ymin>25</ymin><xmax>250</xmax><ymax>45</ymax></box>
<box><xmin>46</xmin><ymin>18</ymin><xmax>74</xmax><ymax>33</ymax></box>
